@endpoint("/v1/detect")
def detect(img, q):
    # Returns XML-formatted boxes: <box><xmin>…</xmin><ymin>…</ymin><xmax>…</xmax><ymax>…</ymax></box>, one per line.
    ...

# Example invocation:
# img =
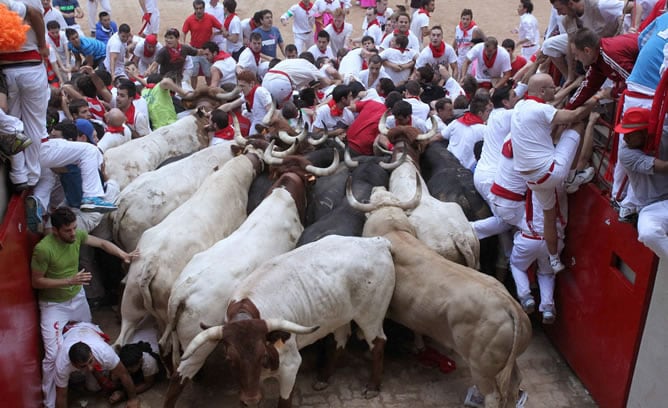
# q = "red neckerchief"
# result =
<box><xmin>250</xmin><ymin>20</ymin><xmax>257</xmax><ymax>30</ymax></box>
<box><xmin>525</xmin><ymin>95</ymin><xmax>546</xmax><ymax>104</ymax></box>
<box><xmin>43</xmin><ymin>6</ymin><xmax>51</xmax><ymax>15</ymax></box>
<box><xmin>106</xmin><ymin>125</ymin><xmax>125</xmax><ymax>133</ymax></box>
<box><xmin>367</xmin><ymin>19</ymin><xmax>379</xmax><ymax>28</ymax></box>
<box><xmin>457</xmin><ymin>112</ymin><xmax>484</xmax><ymax>126</ymax></box>
<box><xmin>167</xmin><ymin>44</ymin><xmax>182</xmax><ymax>63</ymax></box>
<box><xmin>213</xmin><ymin>50</ymin><xmax>232</xmax><ymax>62</ymax></box>
<box><xmin>394</xmin><ymin>46</ymin><xmax>407</xmax><ymax>53</ymax></box>
<box><xmin>214</xmin><ymin>124</ymin><xmax>235</xmax><ymax>140</ymax></box>
<box><xmin>361</xmin><ymin>59</ymin><xmax>368</xmax><ymax>70</ymax></box>
<box><xmin>459</xmin><ymin>20</ymin><xmax>477</xmax><ymax>38</ymax></box>
<box><xmin>418</xmin><ymin>8</ymin><xmax>430</xmax><ymax>16</ymax></box>
<box><xmin>332</xmin><ymin>22</ymin><xmax>344</xmax><ymax>34</ymax></box>
<box><xmin>328</xmin><ymin>99</ymin><xmax>343</xmax><ymax>116</ymax></box>
<box><xmin>246</xmin><ymin>84</ymin><xmax>259</xmax><ymax>110</ymax></box>
<box><xmin>429</xmin><ymin>41</ymin><xmax>444</xmax><ymax>58</ymax></box>
<box><xmin>482</xmin><ymin>49</ymin><xmax>497</xmax><ymax>68</ymax></box>
<box><xmin>299</xmin><ymin>1</ymin><xmax>313</xmax><ymax>12</ymax></box>
<box><xmin>325</xmin><ymin>0</ymin><xmax>334</xmax><ymax>4</ymax></box>
<box><xmin>251</xmin><ymin>49</ymin><xmax>261</xmax><ymax>65</ymax></box>
<box><xmin>143</xmin><ymin>45</ymin><xmax>155</xmax><ymax>58</ymax></box>
<box><xmin>124</xmin><ymin>102</ymin><xmax>136</xmax><ymax>125</ymax></box>
<box><xmin>223</xmin><ymin>13</ymin><xmax>236</xmax><ymax>30</ymax></box>
<box><xmin>48</xmin><ymin>32</ymin><xmax>61</xmax><ymax>47</ymax></box>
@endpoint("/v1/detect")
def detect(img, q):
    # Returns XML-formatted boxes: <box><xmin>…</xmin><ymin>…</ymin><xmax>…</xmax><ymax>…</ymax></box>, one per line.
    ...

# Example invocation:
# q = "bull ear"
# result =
<box><xmin>266</xmin><ymin>330</ymin><xmax>291</xmax><ymax>345</ymax></box>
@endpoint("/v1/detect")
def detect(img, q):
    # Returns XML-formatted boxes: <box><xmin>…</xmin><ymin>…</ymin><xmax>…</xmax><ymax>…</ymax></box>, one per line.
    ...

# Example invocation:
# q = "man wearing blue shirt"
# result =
<box><xmin>66</xmin><ymin>29</ymin><xmax>106</xmax><ymax>69</ymax></box>
<box><xmin>95</xmin><ymin>11</ymin><xmax>117</xmax><ymax>44</ymax></box>
<box><xmin>252</xmin><ymin>9</ymin><xmax>285</xmax><ymax>58</ymax></box>
<box><xmin>53</xmin><ymin>0</ymin><xmax>82</xmax><ymax>27</ymax></box>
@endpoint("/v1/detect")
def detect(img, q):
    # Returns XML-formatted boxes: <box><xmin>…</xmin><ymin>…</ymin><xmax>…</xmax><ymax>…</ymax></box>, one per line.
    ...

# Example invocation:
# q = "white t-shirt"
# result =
<box><xmin>404</xmin><ymin>97</ymin><xmax>430</xmax><ymax>120</ymax></box>
<box><xmin>268</xmin><ymin>58</ymin><xmax>325</xmax><ymax>89</ymax></box>
<box><xmin>380</xmin><ymin>30</ymin><xmax>421</xmax><ymax>52</ymax></box>
<box><xmin>47</xmin><ymin>31</ymin><xmax>69</xmax><ymax>64</ymax></box>
<box><xmin>410</xmin><ymin>10</ymin><xmax>430</xmax><ymax>44</ymax></box>
<box><xmin>98</xmin><ymin>126</ymin><xmax>132</xmax><ymax>152</ymax></box>
<box><xmin>362</xmin><ymin>8</ymin><xmax>393</xmax><ymax>29</ymax></box>
<box><xmin>307</xmin><ymin>44</ymin><xmax>335</xmax><ymax>61</ymax></box>
<box><xmin>466</xmin><ymin>43</ymin><xmax>512</xmax><ymax>84</ymax></box>
<box><xmin>105</xmin><ymin>33</ymin><xmax>128</xmax><ymax>78</ymax></box>
<box><xmin>243</xmin><ymin>86</ymin><xmax>273</xmax><ymax>130</ymax></box>
<box><xmin>363</xmin><ymin>22</ymin><xmax>383</xmax><ymax>46</ymax></box>
<box><xmin>324</xmin><ymin>22</ymin><xmax>353</xmax><ymax>56</ymax></box>
<box><xmin>385</xmin><ymin>115</ymin><xmax>431</xmax><ymax>133</ymax></box>
<box><xmin>282</xmin><ymin>3</ymin><xmax>316</xmax><ymax>35</ymax></box>
<box><xmin>223</xmin><ymin>14</ymin><xmax>244</xmax><ymax>53</ymax></box>
<box><xmin>55</xmin><ymin>323</ymin><xmax>120</xmax><ymax>388</ymax></box>
<box><xmin>338</xmin><ymin>47</ymin><xmax>364</xmax><ymax>77</ymax></box>
<box><xmin>379</xmin><ymin>47</ymin><xmax>417</xmax><ymax>84</ymax></box>
<box><xmin>44</xmin><ymin>7</ymin><xmax>68</xmax><ymax>30</ymax></box>
<box><xmin>416</xmin><ymin>42</ymin><xmax>458</xmax><ymax>71</ymax></box>
<box><xmin>493</xmin><ymin>135</ymin><xmax>528</xmax><ymax>195</ymax></box>
<box><xmin>510</xmin><ymin>98</ymin><xmax>558</xmax><ymax>173</ymax></box>
<box><xmin>444</xmin><ymin>119</ymin><xmax>486</xmax><ymax>170</ymax></box>
<box><xmin>133</xmin><ymin>39</ymin><xmax>163</xmax><ymax>74</ymax></box>
<box><xmin>476</xmin><ymin>108</ymin><xmax>513</xmax><ymax>177</ymax></box>
<box><xmin>212</xmin><ymin>55</ymin><xmax>238</xmax><ymax>86</ymax></box>
<box><xmin>518</xmin><ymin>13</ymin><xmax>540</xmax><ymax>47</ymax></box>
<box><xmin>313</xmin><ymin>103</ymin><xmax>355</xmax><ymax>131</ymax></box>
<box><xmin>237</xmin><ymin>47</ymin><xmax>261</xmax><ymax>74</ymax></box>
<box><xmin>357</xmin><ymin>67</ymin><xmax>390</xmax><ymax>90</ymax></box>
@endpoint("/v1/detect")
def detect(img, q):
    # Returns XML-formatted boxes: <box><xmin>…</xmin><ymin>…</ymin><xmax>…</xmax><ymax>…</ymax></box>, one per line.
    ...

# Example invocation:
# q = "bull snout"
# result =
<box><xmin>240</xmin><ymin>392</ymin><xmax>263</xmax><ymax>407</ymax></box>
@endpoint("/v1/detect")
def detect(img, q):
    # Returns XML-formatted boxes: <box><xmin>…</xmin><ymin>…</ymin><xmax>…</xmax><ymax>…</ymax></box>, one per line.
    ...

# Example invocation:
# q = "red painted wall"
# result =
<box><xmin>0</xmin><ymin>194</ymin><xmax>42</xmax><ymax>407</ymax></box>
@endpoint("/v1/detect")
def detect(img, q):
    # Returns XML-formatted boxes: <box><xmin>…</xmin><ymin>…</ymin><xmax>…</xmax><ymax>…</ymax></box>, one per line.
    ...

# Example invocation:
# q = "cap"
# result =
<box><xmin>145</xmin><ymin>34</ymin><xmax>158</xmax><ymax>46</ymax></box>
<box><xmin>614</xmin><ymin>107</ymin><xmax>650</xmax><ymax>134</ymax></box>
<box><xmin>75</xmin><ymin>119</ymin><xmax>96</xmax><ymax>144</ymax></box>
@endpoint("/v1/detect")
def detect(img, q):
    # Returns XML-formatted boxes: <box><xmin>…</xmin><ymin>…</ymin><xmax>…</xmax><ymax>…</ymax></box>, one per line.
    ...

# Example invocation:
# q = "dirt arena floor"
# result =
<box><xmin>68</xmin><ymin>0</ymin><xmax>600</xmax><ymax>406</ymax></box>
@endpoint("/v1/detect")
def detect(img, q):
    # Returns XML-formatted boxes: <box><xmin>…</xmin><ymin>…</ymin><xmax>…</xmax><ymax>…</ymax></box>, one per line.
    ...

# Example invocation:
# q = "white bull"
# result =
<box><xmin>161</xmin><ymin>187</ymin><xmax>304</xmax><ymax>406</ymax></box>
<box><xmin>354</xmin><ymin>185</ymin><xmax>532</xmax><ymax>408</ymax></box>
<box><xmin>114</xmin><ymin>151</ymin><xmax>262</xmax><ymax>347</ymax></box>
<box><xmin>111</xmin><ymin>143</ymin><xmax>235</xmax><ymax>250</ymax></box>
<box><xmin>104</xmin><ymin>112</ymin><xmax>209</xmax><ymax>190</ymax></box>
<box><xmin>177</xmin><ymin>235</ymin><xmax>395</xmax><ymax>408</ymax></box>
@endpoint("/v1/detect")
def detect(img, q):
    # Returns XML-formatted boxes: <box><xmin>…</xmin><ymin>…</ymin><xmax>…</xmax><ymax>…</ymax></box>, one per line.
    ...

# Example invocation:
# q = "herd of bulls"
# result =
<box><xmin>102</xmin><ymin>101</ymin><xmax>532</xmax><ymax>408</ymax></box>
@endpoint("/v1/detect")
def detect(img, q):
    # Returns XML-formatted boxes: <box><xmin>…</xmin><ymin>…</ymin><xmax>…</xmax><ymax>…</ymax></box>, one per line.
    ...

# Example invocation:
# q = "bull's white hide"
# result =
<box><xmin>115</xmin><ymin>154</ymin><xmax>257</xmax><ymax>347</ymax></box>
<box><xmin>104</xmin><ymin>114</ymin><xmax>207</xmax><ymax>190</ymax></box>
<box><xmin>179</xmin><ymin>235</ymin><xmax>395</xmax><ymax>401</ymax></box>
<box><xmin>361</xmin><ymin>191</ymin><xmax>531</xmax><ymax>408</ymax></box>
<box><xmin>164</xmin><ymin>187</ymin><xmax>304</xmax><ymax>373</ymax></box>
<box><xmin>111</xmin><ymin>143</ymin><xmax>235</xmax><ymax>250</ymax></box>
<box><xmin>390</xmin><ymin>160</ymin><xmax>479</xmax><ymax>268</ymax></box>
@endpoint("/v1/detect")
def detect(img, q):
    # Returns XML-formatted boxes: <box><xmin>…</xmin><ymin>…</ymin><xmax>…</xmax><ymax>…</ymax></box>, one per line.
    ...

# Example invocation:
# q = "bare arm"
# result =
<box><xmin>85</xmin><ymin>235</ymin><xmax>139</xmax><ymax>264</ymax></box>
<box><xmin>55</xmin><ymin>386</ymin><xmax>68</xmax><ymax>408</ymax></box>
<box><xmin>159</xmin><ymin>77</ymin><xmax>192</xmax><ymax>97</ymax></box>
<box><xmin>25</xmin><ymin>5</ymin><xmax>48</xmax><ymax>58</ymax></box>
<box><xmin>79</xmin><ymin>66</ymin><xmax>113</xmax><ymax>103</ymax></box>
<box><xmin>493</xmin><ymin>70</ymin><xmax>512</xmax><ymax>89</ymax></box>
<box><xmin>110</xmin><ymin>363</ymin><xmax>138</xmax><ymax>406</ymax></box>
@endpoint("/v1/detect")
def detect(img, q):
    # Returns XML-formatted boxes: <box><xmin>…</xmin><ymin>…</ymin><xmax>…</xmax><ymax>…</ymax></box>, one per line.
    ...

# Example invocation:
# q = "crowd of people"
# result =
<box><xmin>1</xmin><ymin>0</ymin><xmax>667</xmax><ymax>406</ymax></box>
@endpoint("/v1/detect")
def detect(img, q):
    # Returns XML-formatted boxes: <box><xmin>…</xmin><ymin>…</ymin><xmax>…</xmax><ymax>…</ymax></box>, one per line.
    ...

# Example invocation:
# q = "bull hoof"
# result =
<box><xmin>312</xmin><ymin>380</ymin><xmax>329</xmax><ymax>391</ymax></box>
<box><xmin>363</xmin><ymin>386</ymin><xmax>380</xmax><ymax>399</ymax></box>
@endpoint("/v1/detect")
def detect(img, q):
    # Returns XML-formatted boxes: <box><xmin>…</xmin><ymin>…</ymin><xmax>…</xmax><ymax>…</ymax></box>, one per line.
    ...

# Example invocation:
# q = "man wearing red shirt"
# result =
<box><xmin>183</xmin><ymin>0</ymin><xmax>223</xmax><ymax>88</ymax></box>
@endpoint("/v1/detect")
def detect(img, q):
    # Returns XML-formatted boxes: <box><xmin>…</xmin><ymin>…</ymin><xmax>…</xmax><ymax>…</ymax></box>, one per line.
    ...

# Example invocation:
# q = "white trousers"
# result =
<box><xmin>510</xmin><ymin>232</ymin><xmax>559</xmax><ymax>312</ymax></box>
<box><xmin>262</xmin><ymin>73</ymin><xmax>293</xmax><ymax>104</ymax></box>
<box><xmin>6</xmin><ymin>65</ymin><xmax>49</xmax><ymax>185</ymax></box>
<box><xmin>87</xmin><ymin>0</ymin><xmax>111</xmax><ymax>34</ymax></box>
<box><xmin>294</xmin><ymin>32</ymin><xmax>314</xmax><ymax>54</ymax></box>
<box><xmin>0</xmin><ymin>108</ymin><xmax>23</xmax><ymax>133</ymax></box>
<box><xmin>637</xmin><ymin>200</ymin><xmax>668</xmax><ymax>260</ymax></box>
<box><xmin>541</xmin><ymin>33</ymin><xmax>567</xmax><ymax>58</ymax></box>
<box><xmin>40</xmin><ymin>288</ymin><xmax>92</xmax><ymax>408</ymax></box>
<box><xmin>144</xmin><ymin>11</ymin><xmax>161</xmax><ymax>35</ymax></box>
<box><xmin>520</xmin><ymin>44</ymin><xmax>539</xmax><ymax>60</ymax></box>
<box><xmin>33</xmin><ymin>139</ymin><xmax>105</xmax><ymax>210</ymax></box>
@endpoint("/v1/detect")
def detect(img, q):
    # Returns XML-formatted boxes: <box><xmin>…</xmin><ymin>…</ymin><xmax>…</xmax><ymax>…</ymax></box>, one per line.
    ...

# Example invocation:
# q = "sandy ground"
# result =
<box><xmin>76</xmin><ymin>0</ymin><xmax>554</xmax><ymax>54</ymax></box>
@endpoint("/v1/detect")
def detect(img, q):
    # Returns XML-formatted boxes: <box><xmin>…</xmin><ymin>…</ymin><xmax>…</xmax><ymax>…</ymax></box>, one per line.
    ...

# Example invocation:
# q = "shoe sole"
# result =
<box><xmin>25</xmin><ymin>197</ymin><xmax>43</xmax><ymax>234</ymax></box>
<box><xmin>80</xmin><ymin>205</ymin><xmax>118</xmax><ymax>213</ymax></box>
<box><xmin>542</xmin><ymin>315</ymin><xmax>556</xmax><ymax>325</ymax></box>
<box><xmin>522</xmin><ymin>302</ymin><xmax>535</xmax><ymax>314</ymax></box>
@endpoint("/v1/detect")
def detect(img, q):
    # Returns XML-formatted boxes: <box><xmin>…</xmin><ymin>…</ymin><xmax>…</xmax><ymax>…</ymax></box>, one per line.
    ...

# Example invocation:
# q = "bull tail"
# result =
<box><xmin>494</xmin><ymin>308</ymin><xmax>531</xmax><ymax>408</ymax></box>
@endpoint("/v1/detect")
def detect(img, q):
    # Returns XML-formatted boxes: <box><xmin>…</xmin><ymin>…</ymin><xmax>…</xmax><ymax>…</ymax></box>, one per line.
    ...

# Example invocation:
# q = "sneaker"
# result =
<box><xmin>25</xmin><ymin>195</ymin><xmax>44</xmax><ymax>234</ymax></box>
<box><xmin>542</xmin><ymin>305</ymin><xmax>556</xmax><ymax>325</ymax></box>
<box><xmin>565</xmin><ymin>166</ymin><xmax>595</xmax><ymax>194</ymax></box>
<box><xmin>464</xmin><ymin>385</ymin><xmax>485</xmax><ymax>408</ymax></box>
<box><xmin>516</xmin><ymin>389</ymin><xmax>528</xmax><ymax>407</ymax></box>
<box><xmin>80</xmin><ymin>196</ymin><xmax>118</xmax><ymax>213</ymax></box>
<box><xmin>520</xmin><ymin>296</ymin><xmax>536</xmax><ymax>314</ymax></box>
<box><xmin>618</xmin><ymin>206</ymin><xmax>638</xmax><ymax>223</ymax></box>
<box><xmin>549</xmin><ymin>254</ymin><xmax>565</xmax><ymax>273</ymax></box>
<box><xmin>0</xmin><ymin>130</ymin><xmax>32</xmax><ymax>157</ymax></box>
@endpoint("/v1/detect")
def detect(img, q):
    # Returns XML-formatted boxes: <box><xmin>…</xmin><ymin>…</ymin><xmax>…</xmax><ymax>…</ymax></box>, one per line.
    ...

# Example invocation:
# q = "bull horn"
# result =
<box><xmin>271</xmin><ymin>140</ymin><xmax>297</xmax><ymax>158</ymax></box>
<box><xmin>278</xmin><ymin>123</ymin><xmax>307</xmax><ymax>144</ymax></box>
<box><xmin>305</xmin><ymin>148</ymin><xmax>340</xmax><ymax>176</ymax></box>
<box><xmin>216</xmin><ymin>86</ymin><xmax>242</xmax><ymax>101</ymax></box>
<box><xmin>398</xmin><ymin>174</ymin><xmax>422</xmax><ymax>210</ymax></box>
<box><xmin>308</xmin><ymin>123</ymin><xmax>329</xmax><ymax>146</ymax></box>
<box><xmin>344</xmin><ymin>147</ymin><xmax>359</xmax><ymax>168</ymax></box>
<box><xmin>334</xmin><ymin>136</ymin><xmax>346</xmax><ymax>149</ymax></box>
<box><xmin>262</xmin><ymin>98</ymin><xmax>276</xmax><ymax>125</ymax></box>
<box><xmin>378</xmin><ymin>111</ymin><xmax>390</xmax><ymax>135</ymax></box>
<box><xmin>346</xmin><ymin>176</ymin><xmax>378</xmax><ymax>212</ymax></box>
<box><xmin>373</xmin><ymin>137</ymin><xmax>392</xmax><ymax>155</ymax></box>
<box><xmin>232</xmin><ymin>114</ymin><xmax>246</xmax><ymax>146</ymax></box>
<box><xmin>416</xmin><ymin>115</ymin><xmax>439</xmax><ymax>141</ymax></box>
<box><xmin>263</xmin><ymin>140</ymin><xmax>284</xmax><ymax>165</ymax></box>
<box><xmin>379</xmin><ymin>147</ymin><xmax>407</xmax><ymax>170</ymax></box>
<box><xmin>180</xmin><ymin>325</ymin><xmax>224</xmax><ymax>361</ymax></box>
<box><xmin>265</xmin><ymin>318</ymin><xmax>319</xmax><ymax>335</ymax></box>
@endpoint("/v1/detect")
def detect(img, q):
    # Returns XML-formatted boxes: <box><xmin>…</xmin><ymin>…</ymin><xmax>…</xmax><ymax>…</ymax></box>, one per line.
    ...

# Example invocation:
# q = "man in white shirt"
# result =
<box><xmin>42</xmin><ymin>0</ymin><xmax>68</xmax><ymax>30</ymax></box>
<box><xmin>324</xmin><ymin>8</ymin><xmax>353</xmax><ymax>56</ymax></box>
<box><xmin>261</xmin><ymin>56</ymin><xmax>331</xmax><ymax>105</ymax></box>
<box><xmin>236</xmin><ymin>32</ymin><xmax>268</xmax><ymax>78</ymax></box>
<box><xmin>312</xmin><ymin>84</ymin><xmax>355</xmax><ymax>137</ymax></box>
<box><xmin>307</xmin><ymin>30</ymin><xmax>336</xmax><ymax>60</ymax></box>
<box><xmin>516</xmin><ymin>0</ymin><xmax>540</xmax><ymax>59</ymax></box>
<box><xmin>380</xmin><ymin>11</ymin><xmax>421</xmax><ymax>51</ymax></box>
<box><xmin>443</xmin><ymin>93</ymin><xmax>489</xmax><ymax>171</ymax></box>
<box><xmin>461</xmin><ymin>37</ymin><xmax>512</xmax><ymax>90</ymax></box>
<box><xmin>379</xmin><ymin>34</ymin><xmax>417</xmax><ymax>85</ymax></box>
<box><xmin>205</xmin><ymin>0</ymin><xmax>226</xmax><ymax>49</ymax></box>
<box><xmin>403</xmin><ymin>80</ymin><xmax>430</xmax><ymax>120</ymax></box>
<box><xmin>132</xmin><ymin>34</ymin><xmax>162</xmax><ymax>75</ymax></box>
<box><xmin>410</xmin><ymin>0</ymin><xmax>434</xmax><ymax>47</ymax></box>
<box><xmin>358</xmin><ymin>54</ymin><xmax>390</xmax><ymax>90</ymax></box>
<box><xmin>138</xmin><ymin>0</ymin><xmax>160</xmax><ymax>36</ymax></box>
<box><xmin>280</xmin><ymin>0</ymin><xmax>316</xmax><ymax>53</ymax></box>
<box><xmin>220</xmin><ymin>0</ymin><xmax>243</xmax><ymax>55</ymax></box>
<box><xmin>416</xmin><ymin>25</ymin><xmax>458</xmax><ymax>80</ymax></box>
<box><xmin>104</xmin><ymin>24</ymin><xmax>132</xmax><ymax>81</ymax></box>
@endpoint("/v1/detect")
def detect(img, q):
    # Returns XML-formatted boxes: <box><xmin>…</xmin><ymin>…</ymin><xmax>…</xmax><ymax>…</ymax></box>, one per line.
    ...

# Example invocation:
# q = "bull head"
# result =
<box><xmin>346</xmin><ymin>173</ymin><xmax>422</xmax><ymax>213</ymax></box>
<box><xmin>263</xmin><ymin>141</ymin><xmax>341</xmax><ymax>177</ymax></box>
<box><xmin>180</xmin><ymin>318</ymin><xmax>317</xmax><ymax>406</ymax></box>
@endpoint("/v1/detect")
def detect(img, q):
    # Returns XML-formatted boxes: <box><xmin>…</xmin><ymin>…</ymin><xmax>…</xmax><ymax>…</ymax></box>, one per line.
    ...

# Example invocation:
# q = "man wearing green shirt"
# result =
<box><xmin>31</xmin><ymin>207</ymin><xmax>139</xmax><ymax>408</ymax></box>
<box><xmin>141</xmin><ymin>72</ymin><xmax>193</xmax><ymax>129</ymax></box>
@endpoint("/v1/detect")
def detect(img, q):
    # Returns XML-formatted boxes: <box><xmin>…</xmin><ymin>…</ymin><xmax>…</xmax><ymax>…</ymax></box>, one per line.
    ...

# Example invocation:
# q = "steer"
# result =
<box><xmin>383</xmin><ymin>124</ymin><xmax>480</xmax><ymax>268</ymax></box>
<box><xmin>177</xmin><ymin>235</ymin><xmax>395</xmax><ymax>408</ymax></box>
<box><xmin>349</xmin><ymin>183</ymin><xmax>532</xmax><ymax>408</ymax></box>
<box><xmin>111</xmin><ymin>142</ymin><xmax>235</xmax><ymax>250</ymax></box>
<box><xmin>114</xmin><ymin>147</ymin><xmax>264</xmax><ymax>347</ymax></box>
<box><xmin>104</xmin><ymin>110</ymin><xmax>211</xmax><ymax>190</ymax></box>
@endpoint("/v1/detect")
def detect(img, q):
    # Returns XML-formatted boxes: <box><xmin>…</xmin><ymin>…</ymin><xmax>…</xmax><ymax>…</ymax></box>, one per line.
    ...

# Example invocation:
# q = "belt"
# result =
<box><xmin>527</xmin><ymin>161</ymin><xmax>555</xmax><ymax>185</ymax></box>
<box><xmin>521</xmin><ymin>232</ymin><xmax>543</xmax><ymax>240</ymax></box>
<box><xmin>0</xmin><ymin>60</ymin><xmax>43</xmax><ymax>69</ymax></box>
<box><xmin>522</xmin><ymin>44</ymin><xmax>536</xmax><ymax>48</ymax></box>
<box><xmin>490</xmin><ymin>182</ymin><xmax>525</xmax><ymax>201</ymax></box>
